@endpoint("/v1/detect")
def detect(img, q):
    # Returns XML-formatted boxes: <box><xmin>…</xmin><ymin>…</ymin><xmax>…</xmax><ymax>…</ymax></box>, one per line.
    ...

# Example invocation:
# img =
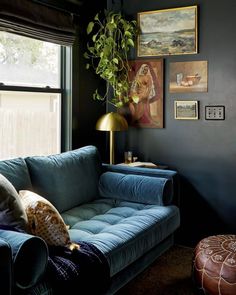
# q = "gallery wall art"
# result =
<box><xmin>169</xmin><ymin>60</ymin><xmax>208</xmax><ymax>93</ymax></box>
<box><xmin>119</xmin><ymin>59</ymin><xmax>163</xmax><ymax>128</ymax></box>
<box><xmin>174</xmin><ymin>100</ymin><xmax>199</xmax><ymax>120</ymax></box>
<box><xmin>137</xmin><ymin>6</ymin><xmax>198</xmax><ymax>57</ymax></box>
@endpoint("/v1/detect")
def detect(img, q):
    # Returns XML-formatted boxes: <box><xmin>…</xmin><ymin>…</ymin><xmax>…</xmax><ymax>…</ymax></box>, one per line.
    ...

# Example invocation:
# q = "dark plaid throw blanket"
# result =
<box><xmin>0</xmin><ymin>226</ymin><xmax>110</xmax><ymax>294</ymax></box>
<box><xmin>46</xmin><ymin>242</ymin><xmax>110</xmax><ymax>295</ymax></box>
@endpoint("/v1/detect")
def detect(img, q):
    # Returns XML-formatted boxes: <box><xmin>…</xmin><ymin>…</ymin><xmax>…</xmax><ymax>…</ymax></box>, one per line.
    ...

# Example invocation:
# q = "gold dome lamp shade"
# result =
<box><xmin>96</xmin><ymin>112</ymin><xmax>128</xmax><ymax>165</ymax></box>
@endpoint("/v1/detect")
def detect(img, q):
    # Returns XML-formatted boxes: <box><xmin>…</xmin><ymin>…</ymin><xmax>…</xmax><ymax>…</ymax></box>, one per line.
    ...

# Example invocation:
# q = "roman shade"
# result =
<box><xmin>0</xmin><ymin>0</ymin><xmax>76</xmax><ymax>45</ymax></box>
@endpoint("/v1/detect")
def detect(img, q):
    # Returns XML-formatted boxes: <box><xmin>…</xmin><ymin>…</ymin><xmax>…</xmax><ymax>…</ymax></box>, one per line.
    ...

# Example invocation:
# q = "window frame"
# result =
<box><xmin>0</xmin><ymin>45</ymin><xmax>72</xmax><ymax>154</ymax></box>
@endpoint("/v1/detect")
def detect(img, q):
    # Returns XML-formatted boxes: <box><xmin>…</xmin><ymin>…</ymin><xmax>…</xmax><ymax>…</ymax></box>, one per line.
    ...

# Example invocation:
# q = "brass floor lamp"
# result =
<box><xmin>96</xmin><ymin>112</ymin><xmax>128</xmax><ymax>165</ymax></box>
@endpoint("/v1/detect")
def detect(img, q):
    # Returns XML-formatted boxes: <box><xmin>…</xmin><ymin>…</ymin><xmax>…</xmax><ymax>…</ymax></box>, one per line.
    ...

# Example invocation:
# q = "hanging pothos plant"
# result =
<box><xmin>84</xmin><ymin>10</ymin><xmax>137</xmax><ymax>107</ymax></box>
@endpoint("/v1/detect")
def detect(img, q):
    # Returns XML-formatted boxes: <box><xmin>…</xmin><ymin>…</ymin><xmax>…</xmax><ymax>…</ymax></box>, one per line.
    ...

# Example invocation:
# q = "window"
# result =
<box><xmin>0</xmin><ymin>31</ymin><xmax>60</xmax><ymax>88</ymax></box>
<box><xmin>0</xmin><ymin>31</ymin><xmax>66</xmax><ymax>160</ymax></box>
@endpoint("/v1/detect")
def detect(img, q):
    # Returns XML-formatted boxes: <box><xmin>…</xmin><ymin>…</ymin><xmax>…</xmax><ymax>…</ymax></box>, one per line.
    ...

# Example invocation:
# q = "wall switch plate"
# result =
<box><xmin>205</xmin><ymin>106</ymin><xmax>225</xmax><ymax>120</ymax></box>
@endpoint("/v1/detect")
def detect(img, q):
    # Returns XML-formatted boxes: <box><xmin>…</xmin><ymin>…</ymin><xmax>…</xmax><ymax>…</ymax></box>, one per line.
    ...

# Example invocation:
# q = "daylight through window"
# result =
<box><xmin>0</xmin><ymin>32</ymin><xmax>62</xmax><ymax>159</ymax></box>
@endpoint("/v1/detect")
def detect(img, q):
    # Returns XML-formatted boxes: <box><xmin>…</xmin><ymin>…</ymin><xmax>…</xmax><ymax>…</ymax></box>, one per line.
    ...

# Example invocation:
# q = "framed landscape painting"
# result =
<box><xmin>174</xmin><ymin>100</ymin><xmax>199</xmax><ymax>120</ymax></box>
<box><xmin>137</xmin><ymin>6</ymin><xmax>198</xmax><ymax>57</ymax></box>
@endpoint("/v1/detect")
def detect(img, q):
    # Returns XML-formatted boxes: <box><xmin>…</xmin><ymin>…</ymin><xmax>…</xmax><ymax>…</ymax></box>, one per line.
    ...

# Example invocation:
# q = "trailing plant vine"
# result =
<box><xmin>84</xmin><ymin>10</ymin><xmax>137</xmax><ymax>107</ymax></box>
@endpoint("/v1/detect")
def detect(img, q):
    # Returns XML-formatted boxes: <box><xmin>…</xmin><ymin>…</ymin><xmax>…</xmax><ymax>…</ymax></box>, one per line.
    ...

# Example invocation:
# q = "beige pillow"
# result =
<box><xmin>19</xmin><ymin>190</ymin><xmax>74</xmax><ymax>247</ymax></box>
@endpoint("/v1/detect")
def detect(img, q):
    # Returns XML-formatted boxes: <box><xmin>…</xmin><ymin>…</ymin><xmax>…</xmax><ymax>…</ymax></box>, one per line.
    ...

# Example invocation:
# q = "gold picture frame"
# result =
<box><xmin>137</xmin><ymin>6</ymin><xmax>198</xmax><ymax>57</ymax></box>
<box><xmin>169</xmin><ymin>61</ymin><xmax>208</xmax><ymax>93</ymax></box>
<box><xmin>174</xmin><ymin>100</ymin><xmax>199</xmax><ymax>120</ymax></box>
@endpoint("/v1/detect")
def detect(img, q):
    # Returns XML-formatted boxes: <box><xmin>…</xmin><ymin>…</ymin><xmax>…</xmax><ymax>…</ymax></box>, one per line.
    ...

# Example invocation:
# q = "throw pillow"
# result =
<box><xmin>19</xmin><ymin>190</ymin><xmax>78</xmax><ymax>249</ymax></box>
<box><xmin>0</xmin><ymin>173</ymin><xmax>28</xmax><ymax>231</ymax></box>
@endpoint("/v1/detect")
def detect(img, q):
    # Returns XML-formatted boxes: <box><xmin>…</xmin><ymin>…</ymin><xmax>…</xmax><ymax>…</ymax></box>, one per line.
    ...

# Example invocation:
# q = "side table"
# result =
<box><xmin>117</xmin><ymin>161</ymin><xmax>168</xmax><ymax>170</ymax></box>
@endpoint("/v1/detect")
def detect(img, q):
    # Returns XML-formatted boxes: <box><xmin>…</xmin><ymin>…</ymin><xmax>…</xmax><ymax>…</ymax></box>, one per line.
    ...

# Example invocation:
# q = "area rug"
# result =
<box><xmin>116</xmin><ymin>245</ymin><xmax>196</xmax><ymax>295</ymax></box>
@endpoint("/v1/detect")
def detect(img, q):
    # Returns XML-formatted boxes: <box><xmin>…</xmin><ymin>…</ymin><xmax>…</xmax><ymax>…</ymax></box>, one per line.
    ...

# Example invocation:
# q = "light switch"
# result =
<box><xmin>205</xmin><ymin>106</ymin><xmax>225</xmax><ymax>120</ymax></box>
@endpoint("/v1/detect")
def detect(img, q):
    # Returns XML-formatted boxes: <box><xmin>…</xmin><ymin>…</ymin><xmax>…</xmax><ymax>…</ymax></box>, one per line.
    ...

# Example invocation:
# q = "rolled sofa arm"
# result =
<box><xmin>99</xmin><ymin>172</ymin><xmax>173</xmax><ymax>205</ymax></box>
<box><xmin>0</xmin><ymin>230</ymin><xmax>48</xmax><ymax>290</ymax></box>
<box><xmin>0</xmin><ymin>237</ymin><xmax>12</xmax><ymax>295</ymax></box>
<box><xmin>102</xmin><ymin>163</ymin><xmax>177</xmax><ymax>179</ymax></box>
<box><xmin>102</xmin><ymin>163</ymin><xmax>180</xmax><ymax>205</ymax></box>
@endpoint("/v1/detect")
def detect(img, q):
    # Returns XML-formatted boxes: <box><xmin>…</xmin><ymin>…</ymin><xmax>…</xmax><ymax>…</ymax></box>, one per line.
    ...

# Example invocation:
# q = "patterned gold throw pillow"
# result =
<box><xmin>19</xmin><ymin>190</ymin><xmax>79</xmax><ymax>249</ymax></box>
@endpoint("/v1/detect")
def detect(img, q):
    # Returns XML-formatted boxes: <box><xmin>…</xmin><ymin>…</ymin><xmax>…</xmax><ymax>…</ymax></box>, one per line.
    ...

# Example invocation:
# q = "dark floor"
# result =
<box><xmin>115</xmin><ymin>245</ymin><xmax>197</xmax><ymax>295</ymax></box>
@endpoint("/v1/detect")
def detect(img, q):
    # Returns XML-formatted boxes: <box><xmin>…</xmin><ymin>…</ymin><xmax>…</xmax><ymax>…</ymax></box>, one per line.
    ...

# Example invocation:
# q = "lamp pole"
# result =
<box><xmin>110</xmin><ymin>130</ymin><xmax>114</xmax><ymax>165</ymax></box>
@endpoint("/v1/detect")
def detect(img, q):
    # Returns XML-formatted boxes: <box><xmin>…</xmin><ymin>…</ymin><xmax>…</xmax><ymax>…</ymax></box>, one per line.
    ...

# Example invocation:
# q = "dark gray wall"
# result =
<box><xmin>107</xmin><ymin>0</ymin><xmax>236</xmax><ymax>245</ymax></box>
<box><xmin>72</xmin><ymin>0</ymin><xmax>107</xmax><ymax>159</ymax></box>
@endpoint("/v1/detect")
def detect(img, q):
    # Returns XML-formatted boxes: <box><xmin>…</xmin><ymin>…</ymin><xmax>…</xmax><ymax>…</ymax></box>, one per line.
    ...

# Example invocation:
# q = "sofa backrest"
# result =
<box><xmin>25</xmin><ymin>145</ymin><xmax>102</xmax><ymax>212</ymax></box>
<box><xmin>0</xmin><ymin>158</ymin><xmax>32</xmax><ymax>192</ymax></box>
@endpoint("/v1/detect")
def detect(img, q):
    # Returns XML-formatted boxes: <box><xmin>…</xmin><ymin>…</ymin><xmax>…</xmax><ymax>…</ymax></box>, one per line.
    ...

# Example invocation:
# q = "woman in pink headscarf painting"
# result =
<box><xmin>128</xmin><ymin>60</ymin><xmax>163</xmax><ymax>128</ymax></box>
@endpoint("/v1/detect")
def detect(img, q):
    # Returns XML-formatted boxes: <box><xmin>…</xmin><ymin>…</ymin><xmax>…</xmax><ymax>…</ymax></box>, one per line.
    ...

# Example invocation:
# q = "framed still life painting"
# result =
<box><xmin>124</xmin><ymin>59</ymin><xmax>164</xmax><ymax>128</ymax></box>
<box><xmin>137</xmin><ymin>5</ymin><xmax>198</xmax><ymax>57</ymax></box>
<box><xmin>169</xmin><ymin>60</ymin><xmax>208</xmax><ymax>93</ymax></box>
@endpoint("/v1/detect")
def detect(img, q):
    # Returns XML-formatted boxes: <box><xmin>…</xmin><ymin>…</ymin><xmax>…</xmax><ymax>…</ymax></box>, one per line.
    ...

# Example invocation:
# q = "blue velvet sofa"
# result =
<box><xmin>0</xmin><ymin>145</ymin><xmax>180</xmax><ymax>294</ymax></box>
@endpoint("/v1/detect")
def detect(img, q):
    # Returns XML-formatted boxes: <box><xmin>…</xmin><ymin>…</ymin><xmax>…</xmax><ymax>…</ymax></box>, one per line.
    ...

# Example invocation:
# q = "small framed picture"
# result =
<box><xmin>174</xmin><ymin>100</ymin><xmax>199</xmax><ymax>120</ymax></box>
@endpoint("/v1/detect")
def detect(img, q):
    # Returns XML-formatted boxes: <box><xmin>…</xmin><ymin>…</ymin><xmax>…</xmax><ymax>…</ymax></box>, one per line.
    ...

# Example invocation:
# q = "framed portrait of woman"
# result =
<box><xmin>126</xmin><ymin>59</ymin><xmax>163</xmax><ymax>128</ymax></box>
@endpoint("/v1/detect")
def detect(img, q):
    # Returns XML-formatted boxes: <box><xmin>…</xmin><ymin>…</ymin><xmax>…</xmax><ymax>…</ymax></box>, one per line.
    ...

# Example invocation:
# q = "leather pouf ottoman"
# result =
<box><xmin>193</xmin><ymin>235</ymin><xmax>236</xmax><ymax>295</ymax></box>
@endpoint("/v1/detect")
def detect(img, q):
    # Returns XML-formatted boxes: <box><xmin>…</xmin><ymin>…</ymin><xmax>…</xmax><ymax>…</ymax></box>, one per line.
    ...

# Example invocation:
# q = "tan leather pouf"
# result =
<box><xmin>193</xmin><ymin>235</ymin><xmax>236</xmax><ymax>295</ymax></box>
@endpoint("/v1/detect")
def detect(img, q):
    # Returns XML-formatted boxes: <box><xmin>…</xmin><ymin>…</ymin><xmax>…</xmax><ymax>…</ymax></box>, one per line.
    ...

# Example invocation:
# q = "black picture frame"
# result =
<box><xmin>205</xmin><ymin>106</ymin><xmax>225</xmax><ymax>120</ymax></box>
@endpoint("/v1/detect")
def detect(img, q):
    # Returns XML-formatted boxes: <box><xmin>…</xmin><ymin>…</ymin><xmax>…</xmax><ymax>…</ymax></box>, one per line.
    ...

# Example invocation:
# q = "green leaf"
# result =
<box><xmin>87</xmin><ymin>46</ymin><xmax>95</xmax><ymax>54</ymax></box>
<box><xmin>83</xmin><ymin>52</ymin><xmax>89</xmax><ymax>59</ymax></box>
<box><xmin>124</xmin><ymin>31</ymin><xmax>132</xmax><ymax>37</ymax></box>
<box><xmin>92</xmin><ymin>34</ymin><xmax>97</xmax><ymax>42</ymax></box>
<box><xmin>96</xmin><ymin>91</ymin><xmax>103</xmax><ymax>101</ymax></box>
<box><xmin>85</xmin><ymin>63</ymin><xmax>90</xmax><ymax>69</ymax></box>
<box><xmin>127</xmin><ymin>39</ymin><xmax>135</xmax><ymax>47</ymax></box>
<box><xmin>116</xmin><ymin>101</ymin><xmax>123</xmax><ymax>108</ymax></box>
<box><xmin>112</xmin><ymin>58</ymin><xmax>119</xmax><ymax>64</ymax></box>
<box><xmin>131</xmin><ymin>95</ymin><xmax>139</xmax><ymax>104</ymax></box>
<box><xmin>103</xmin><ymin>46</ymin><xmax>111</xmax><ymax>56</ymax></box>
<box><xmin>94</xmin><ymin>13</ymin><xmax>99</xmax><ymax>21</ymax></box>
<box><xmin>93</xmin><ymin>89</ymin><xmax>103</xmax><ymax>101</ymax></box>
<box><xmin>87</xmin><ymin>22</ymin><xmax>94</xmax><ymax>34</ymax></box>
<box><xmin>107</xmin><ymin>22</ymin><xmax>116</xmax><ymax>31</ymax></box>
<box><xmin>124</xmin><ymin>96</ymin><xmax>130</xmax><ymax>103</ymax></box>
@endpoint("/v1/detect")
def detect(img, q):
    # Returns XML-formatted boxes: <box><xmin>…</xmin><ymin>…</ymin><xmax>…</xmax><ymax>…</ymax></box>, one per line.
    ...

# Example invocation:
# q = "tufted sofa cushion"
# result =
<box><xmin>62</xmin><ymin>198</ymin><xmax>180</xmax><ymax>276</ymax></box>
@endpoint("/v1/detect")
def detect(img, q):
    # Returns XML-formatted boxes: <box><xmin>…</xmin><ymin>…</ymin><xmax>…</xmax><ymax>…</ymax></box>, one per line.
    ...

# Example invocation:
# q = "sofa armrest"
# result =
<box><xmin>102</xmin><ymin>163</ymin><xmax>177</xmax><ymax>178</ymax></box>
<box><xmin>0</xmin><ymin>230</ymin><xmax>48</xmax><ymax>290</ymax></box>
<box><xmin>102</xmin><ymin>164</ymin><xmax>180</xmax><ymax>205</ymax></box>
<box><xmin>0</xmin><ymin>237</ymin><xmax>13</xmax><ymax>295</ymax></box>
<box><xmin>99</xmin><ymin>172</ymin><xmax>173</xmax><ymax>206</ymax></box>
